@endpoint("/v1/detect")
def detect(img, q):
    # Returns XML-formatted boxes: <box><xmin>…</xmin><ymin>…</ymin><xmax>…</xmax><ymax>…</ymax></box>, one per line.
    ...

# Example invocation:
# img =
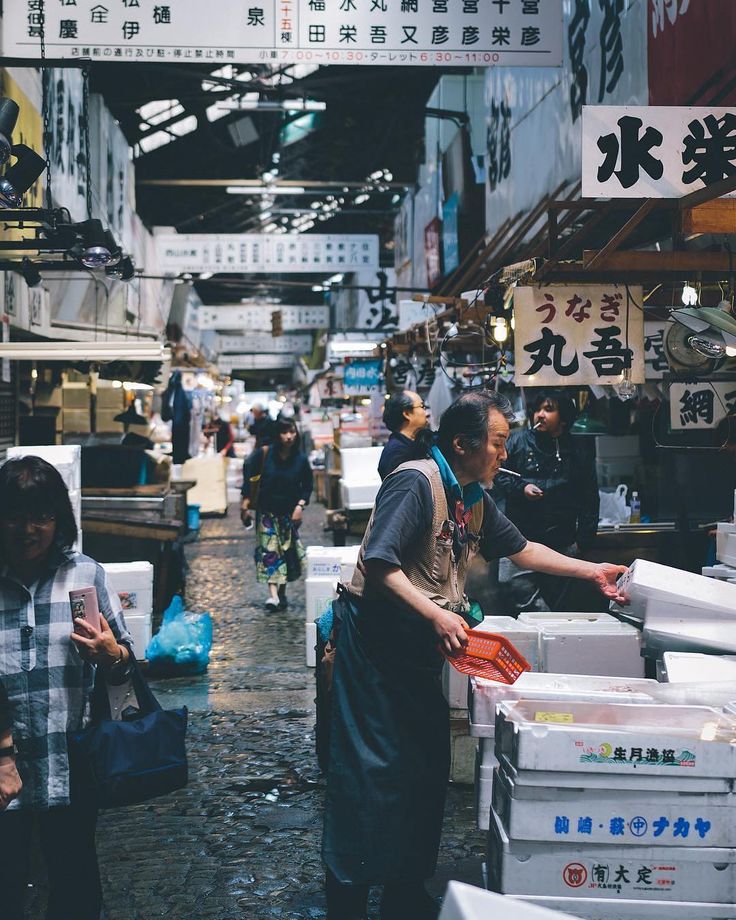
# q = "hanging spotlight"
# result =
<box><xmin>0</xmin><ymin>98</ymin><xmax>20</xmax><ymax>166</ymax></box>
<box><xmin>492</xmin><ymin>317</ymin><xmax>508</xmax><ymax>343</ymax></box>
<box><xmin>0</xmin><ymin>144</ymin><xmax>46</xmax><ymax>208</ymax></box>
<box><xmin>105</xmin><ymin>255</ymin><xmax>135</xmax><ymax>281</ymax></box>
<box><xmin>21</xmin><ymin>257</ymin><xmax>42</xmax><ymax>288</ymax></box>
<box><xmin>101</xmin><ymin>229</ymin><xmax>122</xmax><ymax>266</ymax></box>
<box><xmin>77</xmin><ymin>219</ymin><xmax>117</xmax><ymax>268</ymax></box>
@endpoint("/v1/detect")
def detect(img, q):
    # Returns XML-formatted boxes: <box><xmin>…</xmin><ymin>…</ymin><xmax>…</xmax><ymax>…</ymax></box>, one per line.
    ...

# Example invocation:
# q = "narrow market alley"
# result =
<box><xmin>26</xmin><ymin>503</ymin><xmax>485</xmax><ymax>920</ymax></box>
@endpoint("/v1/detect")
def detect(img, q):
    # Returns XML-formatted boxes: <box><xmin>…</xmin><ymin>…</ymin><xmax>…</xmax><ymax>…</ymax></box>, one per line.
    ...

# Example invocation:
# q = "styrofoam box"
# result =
<box><xmin>7</xmin><ymin>444</ymin><xmax>81</xmax><ymax>491</ymax></box>
<box><xmin>615</xmin><ymin>559</ymin><xmax>736</xmax><ymax>622</ymax></box>
<box><xmin>493</xmin><ymin>763</ymin><xmax>736</xmax><ymax>847</ymax></box>
<box><xmin>124</xmin><ymin>613</ymin><xmax>152</xmax><ymax>658</ymax></box>
<box><xmin>487</xmin><ymin>808</ymin><xmax>736</xmax><ymax>903</ymax></box>
<box><xmin>475</xmin><ymin>751</ymin><xmax>498</xmax><ymax>832</ymax></box>
<box><xmin>716</xmin><ymin>523</ymin><xmax>736</xmax><ymax>568</ymax></box>
<box><xmin>518</xmin><ymin>612</ymin><xmax>621</xmax><ymax>626</ymax></box>
<box><xmin>469</xmin><ymin>672</ymin><xmax>658</xmax><ymax>738</ymax></box>
<box><xmin>538</xmin><ymin>623</ymin><xmax>645</xmax><ymax>678</ymax></box>
<box><xmin>306</xmin><ymin>621</ymin><xmax>317</xmax><ymax>668</ymax></box>
<box><xmin>702</xmin><ymin>564</ymin><xmax>736</xmax><ymax>581</ymax></box>
<box><xmin>101</xmin><ymin>561</ymin><xmax>154</xmax><ymax>613</ymax></box>
<box><xmin>662</xmin><ymin>653</ymin><xmax>736</xmax><ymax>684</ymax></box>
<box><xmin>479</xmin><ymin>736</ymin><xmax>498</xmax><ymax>767</ymax></box>
<box><xmin>497</xmin><ymin>701</ymin><xmax>736</xmax><ymax>778</ymax></box>
<box><xmin>512</xmin><ymin>895</ymin><xmax>736</xmax><ymax>919</ymax></box>
<box><xmin>305</xmin><ymin>545</ymin><xmax>360</xmax><ymax>579</ymax></box>
<box><xmin>339</xmin><ymin>480</ymin><xmax>380</xmax><ymax>510</ymax></box>
<box><xmin>305</xmin><ymin>576</ymin><xmax>337</xmax><ymax>623</ymax></box>
<box><xmin>643</xmin><ymin>617</ymin><xmax>736</xmax><ymax>657</ymax></box>
<box><xmin>440</xmin><ymin>881</ymin><xmax>574</xmax><ymax>920</ymax></box>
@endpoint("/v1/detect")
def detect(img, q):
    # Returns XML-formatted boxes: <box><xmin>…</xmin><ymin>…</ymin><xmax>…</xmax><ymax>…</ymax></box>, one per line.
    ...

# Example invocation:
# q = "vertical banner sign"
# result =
<box><xmin>157</xmin><ymin>234</ymin><xmax>379</xmax><ymax>274</ymax></box>
<box><xmin>644</xmin><ymin>320</ymin><xmax>671</xmax><ymax>380</ymax></box>
<box><xmin>3</xmin><ymin>0</ymin><xmax>563</xmax><ymax>67</ymax></box>
<box><xmin>670</xmin><ymin>382</ymin><xmax>736</xmax><ymax>431</ymax></box>
<box><xmin>424</xmin><ymin>218</ymin><xmax>443</xmax><ymax>289</ymax></box>
<box><xmin>343</xmin><ymin>359</ymin><xmax>383</xmax><ymax>395</ymax></box>
<box><xmin>442</xmin><ymin>193</ymin><xmax>460</xmax><ymax>275</ymax></box>
<box><xmin>514</xmin><ymin>285</ymin><xmax>645</xmax><ymax>387</ymax></box>
<box><xmin>582</xmin><ymin>106</ymin><xmax>736</xmax><ymax>198</ymax></box>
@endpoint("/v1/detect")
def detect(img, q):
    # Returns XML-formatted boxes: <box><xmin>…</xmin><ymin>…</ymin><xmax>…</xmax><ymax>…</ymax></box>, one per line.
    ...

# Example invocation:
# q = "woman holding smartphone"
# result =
<box><xmin>0</xmin><ymin>456</ymin><xmax>133</xmax><ymax>920</ymax></box>
<box><xmin>241</xmin><ymin>415</ymin><xmax>313</xmax><ymax>610</ymax></box>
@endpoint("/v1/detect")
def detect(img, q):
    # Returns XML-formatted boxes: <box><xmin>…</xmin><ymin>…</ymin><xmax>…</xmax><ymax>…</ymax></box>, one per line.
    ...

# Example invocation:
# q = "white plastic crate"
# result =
<box><xmin>493</xmin><ymin>763</ymin><xmax>736</xmax><ymax>847</ymax></box>
<box><xmin>662</xmin><ymin>653</ymin><xmax>736</xmax><ymax>684</ymax></box>
<box><xmin>538</xmin><ymin>622</ymin><xmax>645</xmax><ymax>678</ymax></box>
<box><xmin>497</xmin><ymin>700</ymin><xmax>736</xmax><ymax>778</ymax></box>
<box><xmin>101</xmin><ymin>561</ymin><xmax>154</xmax><ymax>613</ymax></box>
<box><xmin>306</xmin><ymin>621</ymin><xmax>317</xmax><ymax>668</ymax></box>
<box><xmin>440</xmin><ymin>882</ymin><xmax>574</xmax><ymax>920</ymax></box>
<box><xmin>487</xmin><ymin>807</ymin><xmax>736</xmax><ymax>903</ymax></box>
<box><xmin>469</xmin><ymin>672</ymin><xmax>658</xmax><ymax>738</ymax></box>
<box><xmin>124</xmin><ymin>612</ymin><xmax>152</xmax><ymax>658</ymax></box>
<box><xmin>7</xmin><ymin>444</ymin><xmax>81</xmax><ymax>491</ymax></box>
<box><xmin>305</xmin><ymin>544</ymin><xmax>360</xmax><ymax>579</ymax></box>
<box><xmin>305</xmin><ymin>576</ymin><xmax>337</xmax><ymax>623</ymax></box>
<box><xmin>512</xmin><ymin>895</ymin><xmax>736</xmax><ymax>919</ymax></box>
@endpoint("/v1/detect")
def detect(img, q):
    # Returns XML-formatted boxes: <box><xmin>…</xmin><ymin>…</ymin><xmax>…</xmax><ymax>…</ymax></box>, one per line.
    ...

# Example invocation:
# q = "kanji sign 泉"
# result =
<box><xmin>582</xmin><ymin>105</ymin><xmax>736</xmax><ymax>198</ymax></box>
<box><xmin>4</xmin><ymin>0</ymin><xmax>563</xmax><ymax>67</ymax></box>
<box><xmin>670</xmin><ymin>381</ymin><xmax>736</xmax><ymax>431</ymax></box>
<box><xmin>514</xmin><ymin>285</ymin><xmax>644</xmax><ymax>387</ymax></box>
<box><xmin>157</xmin><ymin>233</ymin><xmax>379</xmax><ymax>275</ymax></box>
<box><xmin>198</xmin><ymin>305</ymin><xmax>329</xmax><ymax>331</ymax></box>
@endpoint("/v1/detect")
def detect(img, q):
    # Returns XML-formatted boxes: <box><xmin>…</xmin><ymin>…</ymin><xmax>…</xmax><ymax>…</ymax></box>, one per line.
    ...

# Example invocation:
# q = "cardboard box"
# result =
<box><xmin>62</xmin><ymin>383</ymin><xmax>90</xmax><ymax>409</ymax></box>
<box><xmin>62</xmin><ymin>408</ymin><xmax>91</xmax><ymax>433</ymax></box>
<box><xmin>95</xmin><ymin>409</ymin><xmax>124</xmax><ymax>433</ymax></box>
<box><xmin>96</xmin><ymin>383</ymin><xmax>124</xmax><ymax>410</ymax></box>
<box><xmin>487</xmin><ymin>807</ymin><xmax>736</xmax><ymax>902</ymax></box>
<box><xmin>496</xmin><ymin>701</ymin><xmax>736</xmax><ymax>779</ymax></box>
<box><xmin>493</xmin><ymin>763</ymin><xmax>736</xmax><ymax>847</ymax></box>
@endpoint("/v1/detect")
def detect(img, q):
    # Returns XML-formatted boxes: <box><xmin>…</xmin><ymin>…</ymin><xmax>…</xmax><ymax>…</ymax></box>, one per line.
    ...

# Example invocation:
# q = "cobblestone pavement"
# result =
<box><xmin>27</xmin><ymin>504</ymin><xmax>486</xmax><ymax>919</ymax></box>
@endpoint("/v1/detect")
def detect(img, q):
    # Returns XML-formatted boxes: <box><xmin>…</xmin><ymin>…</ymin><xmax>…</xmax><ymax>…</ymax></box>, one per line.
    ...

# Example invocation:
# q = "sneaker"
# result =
<box><xmin>265</xmin><ymin>597</ymin><xmax>280</xmax><ymax>611</ymax></box>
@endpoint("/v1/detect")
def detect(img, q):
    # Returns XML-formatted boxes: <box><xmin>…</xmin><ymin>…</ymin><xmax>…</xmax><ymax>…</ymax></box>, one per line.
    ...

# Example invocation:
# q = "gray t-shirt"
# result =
<box><xmin>363</xmin><ymin>469</ymin><xmax>527</xmax><ymax>569</ymax></box>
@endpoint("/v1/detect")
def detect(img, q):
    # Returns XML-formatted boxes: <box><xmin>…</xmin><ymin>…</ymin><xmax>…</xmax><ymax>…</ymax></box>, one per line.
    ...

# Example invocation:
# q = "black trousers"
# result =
<box><xmin>0</xmin><ymin>797</ymin><xmax>101</xmax><ymax>920</ymax></box>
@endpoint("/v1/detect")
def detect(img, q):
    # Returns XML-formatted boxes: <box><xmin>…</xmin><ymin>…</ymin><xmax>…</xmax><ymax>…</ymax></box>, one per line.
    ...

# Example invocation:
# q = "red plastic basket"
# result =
<box><xmin>444</xmin><ymin>630</ymin><xmax>531</xmax><ymax>684</ymax></box>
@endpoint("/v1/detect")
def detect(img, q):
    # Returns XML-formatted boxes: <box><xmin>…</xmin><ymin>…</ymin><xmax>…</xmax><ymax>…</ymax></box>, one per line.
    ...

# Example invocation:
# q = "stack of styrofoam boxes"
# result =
<box><xmin>450</xmin><ymin>617</ymin><xmax>540</xmax><ymax>797</ymax></box>
<box><xmin>304</xmin><ymin>544</ymin><xmax>359</xmax><ymax>667</ymax></box>
<box><xmin>659</xmin><ymin>652</ymin><xmax>736</xmax><ymax>684</ymax></box>
<box><xmin>439</xmin><ymin>881</ymin><xmax>575</xmax><ymax>920</ymax></box>
<box><xmin>487</xmin><ymin>698</ymin><xmax>736</xmax><ymax>919</ymax></box>
<box><xmin>7</xmin><ymin>445</ymin><xmax>82</xmax><ymax>552</ymax></box>
<box><xmin>519</xmin><ymin>611</ymin><xmax>646</xmax><ymax>679</ymax></box>
<box><xmin>470</xmin><ymin>671</ymin><xmax>658</xmax><ymax>832</ymax></box>
<box><xmin>338</xmin><ymin>447</ymin><xmax>383</xmax><ymax>511</ymax></box>
<box><xmin>101</xmin><ymin>562</ymin><xmax>154</xmax><ymax>658</ymax></box>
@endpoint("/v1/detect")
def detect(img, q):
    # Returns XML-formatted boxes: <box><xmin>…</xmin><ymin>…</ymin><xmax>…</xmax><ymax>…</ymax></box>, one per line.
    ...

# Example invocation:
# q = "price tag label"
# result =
<box><xmin>535</xmin><ymin>711</ymin><xmax>574</xmax><ymax>724</ymax></box>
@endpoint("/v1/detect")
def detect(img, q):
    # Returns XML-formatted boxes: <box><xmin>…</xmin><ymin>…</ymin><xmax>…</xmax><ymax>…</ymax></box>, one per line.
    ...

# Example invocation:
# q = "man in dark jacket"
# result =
<box><xmin>494</xmin><ymin>388</ymin><xmax>600</xmax><ymax>615</ymax></box>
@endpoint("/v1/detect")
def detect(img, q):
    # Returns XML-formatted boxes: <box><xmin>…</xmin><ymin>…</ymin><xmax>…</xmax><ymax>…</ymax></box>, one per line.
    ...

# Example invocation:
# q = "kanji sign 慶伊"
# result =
<box><xmin>4</xmin><ymin>0</ymin><xmax>563</xmax><ymax>67</ymax></box>
<box><xmin>157</xmin><ymin>234</ymin><xmax>379</xmax><ymax>275</ymax></box>
<box><xmin>514</xmin><ymin>285</ymin><xmax>644</xmax><ymax>387</ymax></box>
<box><xmin>582</xmin><ymin>105</ymin><xmax>736</xmax><ymax>198</ymax></box>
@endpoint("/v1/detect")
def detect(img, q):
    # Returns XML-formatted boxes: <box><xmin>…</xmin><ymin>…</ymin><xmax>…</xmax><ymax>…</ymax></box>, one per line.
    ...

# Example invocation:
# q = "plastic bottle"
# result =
<box><xmin>629</xmin><ymin>491</ymin><xmax>641</xmax><ymax>524</ymax></box>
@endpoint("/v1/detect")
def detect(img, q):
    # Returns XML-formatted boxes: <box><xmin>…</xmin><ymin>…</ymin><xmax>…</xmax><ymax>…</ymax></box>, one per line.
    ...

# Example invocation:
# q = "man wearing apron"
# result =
<box><xmin>322</xmin><ymin>390</ymin><xmax>627</xmax><ymax>919</ymax></box>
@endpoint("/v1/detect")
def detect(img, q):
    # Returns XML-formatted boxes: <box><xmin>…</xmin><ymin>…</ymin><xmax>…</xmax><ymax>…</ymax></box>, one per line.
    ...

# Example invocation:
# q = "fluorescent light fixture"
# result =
<box><xmin>0</xmin><ymin>341</ymin><xmax>171</xmax><ymax>362</ymax></box>
<box><xmin>226</xmin><ymin>185</ymin><xmax>307</xmax><ymax>195</ymax></box>
<box><xmin>199</xmin><ymin>272</ymin><xmax>213</xmax><ymax>280</ymax></box>
<box><xmin>123</xmin><ymin>381</ymin><xmax>155</xmax><ymax>390</ymax></box>
<box><xmin>326</xmin><ymin>273</ymin><xmax>344</xmax><ymax>284</ymax></box>
<box><xmin>329</xmin><ymin>341</ymin><xmax>379</xmax><ymax>355</ymax></box>
<box><xmin>214</xmin><ymin>99</ymin><xmax>326</xmax><ymax>113</ymax></box>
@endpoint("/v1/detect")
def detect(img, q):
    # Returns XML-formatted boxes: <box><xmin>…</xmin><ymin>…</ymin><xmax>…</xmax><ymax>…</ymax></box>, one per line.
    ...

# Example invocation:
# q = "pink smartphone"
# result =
<box><xmin>69</xmin><ymin>587</ymin><xmax>102</xmax><ymax>634</ymax></box>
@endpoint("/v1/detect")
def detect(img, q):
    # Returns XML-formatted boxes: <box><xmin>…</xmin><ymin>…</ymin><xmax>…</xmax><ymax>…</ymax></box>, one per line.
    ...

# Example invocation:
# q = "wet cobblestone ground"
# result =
<box><xmin>28</xmin><ymin>504</ymin><xmax>485</xmax><ymax>918</ymax></box>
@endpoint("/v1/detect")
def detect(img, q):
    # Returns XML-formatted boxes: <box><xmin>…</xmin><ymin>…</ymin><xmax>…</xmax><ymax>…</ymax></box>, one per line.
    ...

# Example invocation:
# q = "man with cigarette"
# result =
<box><xmin>495</xmin><ymin>388</ymin><xmax>600</xmax><ymax>616</ymax></box>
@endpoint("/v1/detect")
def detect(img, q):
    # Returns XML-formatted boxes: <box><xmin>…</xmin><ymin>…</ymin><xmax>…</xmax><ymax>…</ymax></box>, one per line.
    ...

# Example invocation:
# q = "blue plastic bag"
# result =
<box><xmin>145</xmin><ymin>595</ymin><xmax>213</xmax><ymax>674</ymax></box>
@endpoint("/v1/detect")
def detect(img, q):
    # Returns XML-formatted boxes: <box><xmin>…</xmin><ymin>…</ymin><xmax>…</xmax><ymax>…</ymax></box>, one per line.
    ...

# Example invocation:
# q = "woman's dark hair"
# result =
<box><xmin>275</xmin><ymin>415</ymin><xmax>301</xmax><ymax>457</ymax></box>
<box><xmin>528</xmin><ymin>388</ymin><xmax>578</xmax><ymax>430</ymax></box>
<box><xmin>0</xmin><ymin>456</ymin><xmax>78</xmax><ymax>550</ymax></box>
<box><xmin>382</xmin><ymin>391</ymin><xmax>415</xmax><ymax>433</ymax></box>
<box><xmin>437</xmin><ymin>390</ymin><xmax>514</xmax><ymax>457</ymax></box>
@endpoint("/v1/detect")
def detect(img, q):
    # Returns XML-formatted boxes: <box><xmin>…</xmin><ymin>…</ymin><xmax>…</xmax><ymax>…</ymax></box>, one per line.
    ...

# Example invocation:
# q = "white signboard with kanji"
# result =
<box><xmin>514</xmin><ymin>285</ymin><xmax>645</xmax><ymax>387</ymax></box>
<box><xmin>5</xmin><ymin>0</ymin><xmax>562</xmax><ymax>67</ymax></box>
<box><xmin>156</xmin><ymin>233</ymin><xmax>378</xmax><ymax>275</ymax></box>
<box><xmin>644</xmin><ymin>320</ymin><xmax>671</xmax><ymax>380</ymax></box>
<box><xmin>582</xmin><ymin>106</ymin><xmax>736</xmax><ymax>198</ymax></box>
<box><xmin>216</xmin><ymin>333</ymin><xmax>312</xmax><ymax>353</ymax></box>
<box><xmin>670</xmin><ymin>381</ymin><xmax>736</xmax><ymax>431</ymax></box>
<box><xmin>218</xmin><ymin>353</ymin><xmax>294</xmax><ymax>373</ymax></box>
<box><xmin>198</xmin><ymin>304</ymin><xmax>329</xmax><ymax>331</ymax></box>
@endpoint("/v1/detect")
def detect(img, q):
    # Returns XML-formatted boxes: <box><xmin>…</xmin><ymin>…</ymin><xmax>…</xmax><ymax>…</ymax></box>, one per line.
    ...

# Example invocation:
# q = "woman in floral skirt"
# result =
<box><xmin>241</xmin><ymin>416</ymin><xmax>313</xmax><ymax>610</ymax></box>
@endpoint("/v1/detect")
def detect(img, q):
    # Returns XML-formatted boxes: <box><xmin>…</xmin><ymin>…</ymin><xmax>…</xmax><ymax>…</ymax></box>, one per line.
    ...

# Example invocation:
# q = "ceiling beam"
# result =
<box><xmin>137</xmin><ymin>178</ymin><xmax>408</xmax><ymax>189</ymax></box>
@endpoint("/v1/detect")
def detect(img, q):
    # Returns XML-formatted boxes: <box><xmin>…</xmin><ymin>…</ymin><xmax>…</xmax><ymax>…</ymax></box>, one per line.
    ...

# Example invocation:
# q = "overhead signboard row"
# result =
<box><xmin>156</xmin><ymin>233</ymin><xmax>379</xmax><ymax>275</ymax></box>
<box><xmin>4</xmin><ymin>0</ymin><xmax>563</xmax><ymax>67</ymax></box>
<box><xmin>216</xmin><ymin>333</ymin><xmax>313</xmax><ymax>354</ymax></box>
<box><xmin>218</xmin><ymin>354</ymin><xmax>295</xmax><ymax>373</ymax></box>
<box><xmin>198</xmin><ymin>304</ymin><xmax>329</xmax><ymax>331</ymax></box>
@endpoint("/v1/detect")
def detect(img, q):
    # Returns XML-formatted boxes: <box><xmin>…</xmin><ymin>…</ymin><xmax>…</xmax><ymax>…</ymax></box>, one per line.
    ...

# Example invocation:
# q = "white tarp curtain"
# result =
<box><xmin>88</xmin><ymin>94</ymin><xmax>134</xmax><ymax>254</ymax></box>
<box><xmin>45</xmin><ymin>67</ymin><xmax>87</xmax><ymax>223</ymax></box>
<box><xmin>484</xmin><ymin>0</ymin><xmax>649</xmax><ymax>241</ymax></box>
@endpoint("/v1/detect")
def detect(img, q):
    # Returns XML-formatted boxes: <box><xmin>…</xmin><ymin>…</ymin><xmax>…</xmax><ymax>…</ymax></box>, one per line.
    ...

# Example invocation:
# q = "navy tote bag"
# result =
<box><xmin>69</xmin><ymin>652</ymin><xmax>188</xmax><ymax>808</ymax></box>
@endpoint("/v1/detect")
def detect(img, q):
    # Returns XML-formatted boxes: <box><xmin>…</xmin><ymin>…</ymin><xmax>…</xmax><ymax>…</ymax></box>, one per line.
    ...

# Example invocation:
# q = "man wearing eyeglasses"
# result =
<box><xmin>378</xmin><ymin>390</ymin><xmax>433</xmax><ymax>480</ymax></box>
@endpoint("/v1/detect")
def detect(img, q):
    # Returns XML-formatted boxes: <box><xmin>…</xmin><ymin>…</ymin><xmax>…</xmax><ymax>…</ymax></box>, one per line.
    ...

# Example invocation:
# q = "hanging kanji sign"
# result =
<box><xmin>514</xmin><ymin>285</ymin><xmax>644</xmax><ymax>387</ymax></box>
<box><xmin>582</xmin><ymin>105</ymin><xmax>736</xmax><ymax>198</ymax></box>
<box><xmin>669</xmin><ymin>381</ymin><xmax>736</xmax><ymax>431</ymax></box>
<box><xmin>4</xmin><ymin>0</ymin><xmax>563</xmax><ymax>66</ymax></box>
